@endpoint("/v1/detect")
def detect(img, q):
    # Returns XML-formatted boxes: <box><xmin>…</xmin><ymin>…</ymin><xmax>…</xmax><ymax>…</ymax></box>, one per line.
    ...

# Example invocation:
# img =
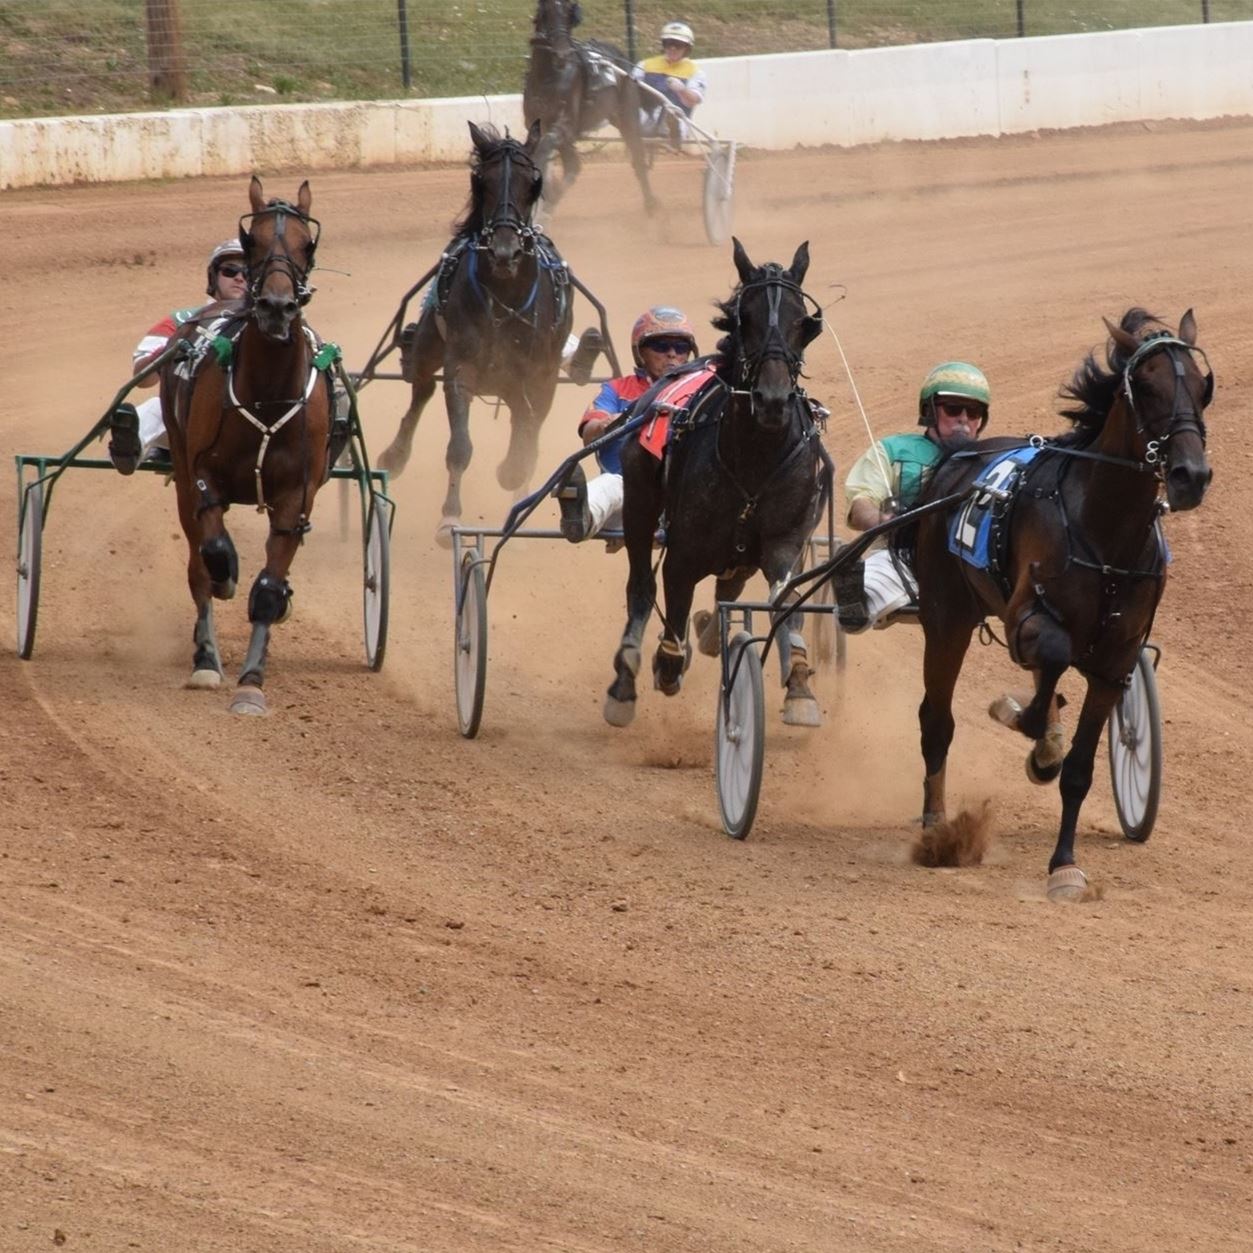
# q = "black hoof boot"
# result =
<box><xmin>108</xmin><ymin>403</ymin><xmax>142</xmax><ymax>476</ymax></box>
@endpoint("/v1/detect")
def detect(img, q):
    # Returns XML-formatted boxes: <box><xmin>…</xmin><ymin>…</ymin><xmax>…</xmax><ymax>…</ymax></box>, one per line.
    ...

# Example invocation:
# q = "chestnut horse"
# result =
<box><xmin>913</xmin><ymin>309</ymin><xmax>1212</xmax><ymax>899</ymax></box>
<box><xmin>164</xmin><ymin>177</ymin><xmax>332</xmax><ymax>715</ymax></box>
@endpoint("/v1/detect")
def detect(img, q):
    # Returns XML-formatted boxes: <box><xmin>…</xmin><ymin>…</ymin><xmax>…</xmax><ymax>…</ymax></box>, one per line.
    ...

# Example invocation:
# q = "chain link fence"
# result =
<box><xmin>2</xmin><ymin>0</ymin><xmax>1249</xmax><ymax>119</ymax></box>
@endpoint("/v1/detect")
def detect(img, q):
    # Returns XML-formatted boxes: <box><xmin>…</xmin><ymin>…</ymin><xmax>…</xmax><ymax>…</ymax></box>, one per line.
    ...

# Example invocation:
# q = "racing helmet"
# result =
<box><xmin>206</xmin><ymin>237</ymin><xmax>246</xmax><ymax>296</ymax></box>
<box><xmin>918</xmin><ymin>360</ymin><xmax>990</xmax><ymax>432</ymax></box>
<box><xmin>660</xmin><ymin>21</ymin><xmax>694</xmax><ymax>49</ymax></box>
<box><xmin>631</xmin><ymin>306</ymin><xmax>698</xmax><ymax>365</ymax></box>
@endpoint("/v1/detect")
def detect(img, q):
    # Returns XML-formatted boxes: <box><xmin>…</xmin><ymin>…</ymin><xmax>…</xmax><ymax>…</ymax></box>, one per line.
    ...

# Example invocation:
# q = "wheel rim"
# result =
<box><xmin>455</xmin><ymin>552</ymin><xmax>487</xmax><ymax>737</ymax></box>
<box><xmin>17</xmin><ymin>481</ymin><xmax>42</xmax><ymax>659</ymax></box>
<box><xmin>715</xmin><ymin>635</ymin><xmax>764</xmax><ymax>837</ymax></box>
<box><xmin>703</xmin><ymin>149</ymin><xmax>734</xmax><ymax>244</ymax></box>
<box><xmin>1108</xmin><ymin>653</ymin><xmax>1161</xmax><ymax>839</ymax></box>
<box><xmin>363</xmin><ymin>499</ymin><xmax>389</xmax><ymax>670</ymax></box>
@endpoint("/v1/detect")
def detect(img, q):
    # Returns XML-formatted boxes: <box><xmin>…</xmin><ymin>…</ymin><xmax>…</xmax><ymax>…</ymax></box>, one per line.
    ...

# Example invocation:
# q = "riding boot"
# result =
<box><xmin>107</xmin><ymin>402</ymin><xmax>142</xmax><ymax>476</ymax></box>
<box><xmin>833</xmin><ymin>553</ymin><xmax>871</xmax><ymax>632</ymax></box>
<box><xmin>565</xmin><ymin>327</ymin><xmax>604</xmax><ymax>385</ymax></box>
<box><xmin>555</xmin><ymin>461</ymin><xmax>592</xmax><ymax>543</ymax></box>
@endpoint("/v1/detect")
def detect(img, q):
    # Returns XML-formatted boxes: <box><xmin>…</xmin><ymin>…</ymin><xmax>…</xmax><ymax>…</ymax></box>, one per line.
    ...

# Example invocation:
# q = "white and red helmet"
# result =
<box><xmin>630</xmin><ymin>306</ymin><xmax>698</xmax><ymax>365</ymax></box>
<box><xmin>205</xmin><ymin>237</ymin><xmax>246</xmax><ymax>295</ymax></box>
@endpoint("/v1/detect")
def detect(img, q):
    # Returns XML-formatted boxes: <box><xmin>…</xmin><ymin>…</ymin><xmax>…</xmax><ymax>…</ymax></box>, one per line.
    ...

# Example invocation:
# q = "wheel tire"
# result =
<box><xmin>454</xmin><ymin>549</ymin><xmax>488</xmax><ymax>739</ymax></box>
<box><xmin>363</xmin><ymin>496</ymin><xmax>390</xmax><ymax>671</ymax></box>
<box><xmin>1107</xmin><ymin>648</ymin><xmax>1162</xmax><ymax>843</ymax></box>
<box><xmin>715</xmin><ymin>631</ymin><xmax>765</xmax><ymax>839</ymax></box>
<box><xmin>702</xmin><ymin>144</ymin><xmax>735</xmax><ymax>245</ymax></box>
<box><xmin>17</xmin><ymin>481</ymin><xmax>43</xmax><ymax>660</ymax></box>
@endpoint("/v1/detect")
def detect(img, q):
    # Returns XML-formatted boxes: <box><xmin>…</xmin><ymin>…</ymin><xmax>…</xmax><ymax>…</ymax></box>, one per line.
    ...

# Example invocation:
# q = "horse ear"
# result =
<box><xmin>249</xmin><ymin>175</ymin><xmax>265</xmax><ymax>213</ymax></box>
<box><xmin>1179</xmin><ymin>308</ymin><xmax>1197</xmax><ymax>347</ymax></box>
<box><xmin>731</xmin><ymin>236</ymin><xmax>754</xmax><ymax>284</ymax></box>
<box><xmin>467</xmin><ymin>121</ymin><xmax>490</xmax><ymax>152</ymax></box>
<box><xmin>789</xmin><ymin>241</ymin><xmax>810</xmax><ymax>284</ymax></box>
<box><xmin>525</xmin><ymin>118</ymin><xmax>543</xmax><ymax>153</ymax></box>
<box><xmin>1103</xmin><ymin>316</ymin><xmax>1140</xmax><ymax>356</ymax></box>
<box><xmin>296</xmin><ymin>180</ymin><xmax>312</xmax><ymax>218</ymax></box>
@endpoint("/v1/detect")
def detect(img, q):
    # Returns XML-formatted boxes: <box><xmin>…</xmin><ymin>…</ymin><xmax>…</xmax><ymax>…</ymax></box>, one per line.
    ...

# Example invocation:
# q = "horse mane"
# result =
<box><xmin>452</xmin><ymin>125</ymin><xmax>538</xmax><ymax>237</ymax></box>
<box><xmin>1057</xmin><ymin>307</ymin><xmax>1165</xmax><ymax>441</ymax></box>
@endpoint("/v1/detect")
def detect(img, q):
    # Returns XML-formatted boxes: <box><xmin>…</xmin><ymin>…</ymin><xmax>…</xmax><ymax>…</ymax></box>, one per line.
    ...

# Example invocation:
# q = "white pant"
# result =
<box><xmin>587</xmin><ymin>471</ymin><xmax>623</xmax><ymax>537</ymax></box>
<box><xmin>136</xmin><ymin>394</ymin><xmax>168</xmax><ymax>460</ymax></box>
<box><xmin>862</xmin><ymin>546</ymin><xmax>918</xmax><ymax>630</ymax></box>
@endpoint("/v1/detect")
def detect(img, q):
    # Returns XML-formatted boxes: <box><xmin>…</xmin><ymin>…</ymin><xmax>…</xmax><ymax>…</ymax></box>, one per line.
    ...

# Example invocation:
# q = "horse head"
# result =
<box><xmin>239</xmin><ymin>176</ymin><xmax>319</xmax><ymax>342</ymax></box>
<box><xmin>467</xmin><ymin>121</ymin><xmax>544</xmax><ymax>279</ymax></box>
<box><xmin>720</xmin><ymin>237</ymin><xmax>823</xmax><ymax>431</ymax></box>
<box><xmin>532</xmin><ymin>0</ymin><xmax>578</xmax><ymax>43</ymax></box>
<box><xmin>1104</xmin><ymin>309</ymin><xmax>1213</xmax><ymax>512</ymax></box>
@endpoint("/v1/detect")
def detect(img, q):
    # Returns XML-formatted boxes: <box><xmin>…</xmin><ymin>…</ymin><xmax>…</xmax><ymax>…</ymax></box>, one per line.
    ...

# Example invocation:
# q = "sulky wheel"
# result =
<box><xmin>715</xmin><ymin>631</ymin><xmax>765</xmax><ymax>839</ymax></box>
<box><xmin>1107</xmin><ymin>647</ymin><xmax>1162</xmax><ymax>843</ymax></box>
<box><xmin>454</xmin><ymin>548</ymin><xmax>487</xmax><ymax>738</ymax></box>
<box><xmin>702</xmin><ymin>143</ymin><xmax>736</xmax><ymax>246</ymax></box>
<box><xmin>363</xmin><ymin>496</ymin><xmax>390</xmax><ymax>671</ymax></box>
<box><xmin>16</xmin><ymin>481</ymin><xmax>43</xmax><ymax>660</ymax></box>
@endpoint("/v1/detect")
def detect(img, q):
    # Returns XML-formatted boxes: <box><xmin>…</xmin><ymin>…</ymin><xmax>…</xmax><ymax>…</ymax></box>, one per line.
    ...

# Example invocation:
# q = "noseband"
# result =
<box><xmin>238</xmin><ymin>200</ymin><xmax>321</xmax><ymax>308</ymax></box>
<box><xmin>1120</xmin><ymin>331</ymin><xmax>1212</xmax><ymax>467</ymax></box>
<box><xmin>473</xmin><ymin>144</ymin><xmax>541</xmax><ymax>253</ymax></box>
<box><xmin>730</xmin><ymin>265</ymin><xmax>822</xmax><ymax>396</ymax></box>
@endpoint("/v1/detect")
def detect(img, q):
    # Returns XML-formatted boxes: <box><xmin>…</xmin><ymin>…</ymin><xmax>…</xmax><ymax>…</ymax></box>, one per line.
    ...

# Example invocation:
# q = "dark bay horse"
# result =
<box><xmin>164</xmin><ymin>176</ymin><xmax>332</xmax><ymax>716</ymax></box>
<box><xmin>522</xmin><ymin>0</ymin><xmax>657</xmax><ymax>213</ymax></box>
<box><xmin>376</xmin><ymin>121</ymin><xmax>573</xmax><ymax>545</ymax></box>
<box><xmin>606</xmin><ymin>238</ymin><xmax>828</xmax><ymax>728</ymax></box>
<box><xmin>913</xmin><ymin>309</ymin><xmax>1213</xmax><ymax>899</ymax></box>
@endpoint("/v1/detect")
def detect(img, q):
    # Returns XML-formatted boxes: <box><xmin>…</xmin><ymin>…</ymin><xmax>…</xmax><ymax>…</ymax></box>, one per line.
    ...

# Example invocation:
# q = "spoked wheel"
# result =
<box><xmin>16</xmin><ymin>481</ymin><xmax>43</xmax><ymax>660</ymax></box>
<box><xmin>1107</xmin><ymin>647</ymin><xmax>1162</xmax><ymax>842</ymax></box>
<box><xmin>715</xmin><ymin>631</ymin><xmax>765</xmax><ymax>839</ymax></box>
<box><xmin>363</xmin><ymin>496</ymin><xmax>390</xmax><ymax>671</ymax></box>
<box><xmin>454</xmin><ymin>549</ymin><xmax>487</xmax><ymax>739</ymax></box>
<box><xmin>702</xmin><ymin>142</ymin><xmax>736</xmax><ymax>245</ymax></box>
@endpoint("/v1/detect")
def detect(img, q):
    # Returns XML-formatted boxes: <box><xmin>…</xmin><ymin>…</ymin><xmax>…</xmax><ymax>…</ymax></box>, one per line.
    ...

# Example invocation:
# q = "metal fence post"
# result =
<box><xmin>397</xmin><ymin>0</ymin><xmax>413</xmax><ymax>90</ymax></box>
<box><xmin>625</xmin><ymin>0</ymin><xmax>637</xmax><ymax>63</ymax></box>
<box><xmin>826</xmin><ymin>0</ymin><xmax>838</xmax><ymax>49</ymax></box>
<box><xmin>1016</xmin><ymin>0</ymin><xmax>1026</xmax><ymax>37</ymax></box>
<box><xmin>1202</xmin><ymin>0</ymin><xmax>1211</xmax><ymax>19</ymax></box>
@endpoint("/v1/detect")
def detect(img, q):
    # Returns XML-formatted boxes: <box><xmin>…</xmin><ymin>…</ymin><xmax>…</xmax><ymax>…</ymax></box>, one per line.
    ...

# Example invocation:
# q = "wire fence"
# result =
<box><xmin>2</xmin><ymin>0</ymin><xmax>1250</xmax><ymax>120</ymax></box>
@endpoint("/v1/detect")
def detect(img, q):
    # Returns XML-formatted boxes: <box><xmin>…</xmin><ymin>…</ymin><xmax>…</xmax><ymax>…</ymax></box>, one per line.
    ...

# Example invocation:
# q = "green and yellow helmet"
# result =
<box><xmin>918</xmin><ymin>361</ymin><xmax>990</xmax><ymax>432</ymax></box>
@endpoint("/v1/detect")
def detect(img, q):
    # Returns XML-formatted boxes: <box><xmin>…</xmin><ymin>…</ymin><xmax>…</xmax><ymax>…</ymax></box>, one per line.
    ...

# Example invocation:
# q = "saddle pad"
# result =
<box><xmin>639</xmin><ymin>365</ymin><xmax>719</xmax><ymax>461</ymax></box>
<box><xmin>947</xmin><ymin>445</ymin><xmax>1042</xmax><ymax>571</ymax></box>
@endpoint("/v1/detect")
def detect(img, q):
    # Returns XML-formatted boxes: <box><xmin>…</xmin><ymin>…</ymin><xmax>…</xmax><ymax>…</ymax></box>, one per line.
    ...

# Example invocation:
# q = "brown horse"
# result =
<box><xmin>913</xmin><ymin>309</ymin><xmax>1212</xmax><ymax>899</ymax></box>
<box><xmin>522</xmin><ymin>0</ymin><xmax>657</xmax><ymax>214</ymax></box>
<box><xmin>163</xmin><ymin>176</ymin><xmax>332</xmax><ymax>715</ymax></box>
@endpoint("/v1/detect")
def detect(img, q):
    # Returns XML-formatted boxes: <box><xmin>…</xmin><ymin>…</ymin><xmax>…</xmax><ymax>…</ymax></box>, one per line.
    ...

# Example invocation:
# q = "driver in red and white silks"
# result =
<box><xmin>838</xmin><ymin>361</ymin><xmax>991</xmax><ymax>632</ymax></box>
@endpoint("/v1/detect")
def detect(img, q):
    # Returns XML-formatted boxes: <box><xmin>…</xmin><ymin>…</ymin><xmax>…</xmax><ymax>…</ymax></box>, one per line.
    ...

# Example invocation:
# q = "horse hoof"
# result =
<box><xmin>1046</xmin><ymin>865</ymin><xmax>1089</xmax><ymax>903</ymax></box>
<box><xmin>782</xmin><ymin>696</ymin><xmax>822</xmax><ymax>728</ymax></box>
<box><xmin>434</xmin><ymin>517</ymin><xmax>459</xmax><ymax>549</ymax></box>
<box><xmin>988</xmin><ymin>694</ymin><xmax>1023</xmax><ymax>729</ymax></box>
<box><xmin>229</xmin><ymin>685</ymin><xmax>268</xmax><ymax>716</ymax></box>
<box><xmin>692</xmin><ymin>609</ymin><xmax>720</xmax><ymax>658</ymax></box>
<box><xmin>185</xmin><ymin>668</ymin><xmax>222</xmax><ymax>691</ymax></box>
<box><xmin>1025</xmin><ymin>750</ymin><xmax>1063</xmax><ymax>785</ymax></box>
<box><xmin>603</xmin><ymin>695</ymin><xmax>636</xmax><ymax>728</ymax></box>
<box><xmin>210</xmin><ymin>579</ymin><xmax>237</xmax><ymax>601</ymax></box>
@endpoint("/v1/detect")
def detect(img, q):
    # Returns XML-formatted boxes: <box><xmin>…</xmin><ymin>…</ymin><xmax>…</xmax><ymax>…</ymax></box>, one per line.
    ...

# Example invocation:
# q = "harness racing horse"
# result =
<box><xmin>164</xmin><ymin>176</ymin><xmax>334</xmax><ymax>716</ymax></box>
<box><xmin>606</xmin><ymin>238</ymin><xmax>828</xmax><ymax>729</ymax></box>
<box><xmin>376</xmin><ymin>122</ymin><xmax>574</xmax><ymax>545</ymax></box>
<box><xmin>913</xmin><ymin>309</ymin><xmax>1213</xmax><ymax>900</ymax></box>
<box><xmin>522</xmin><ymin>0</ymin><xmax>657</xmax><ymax>214</ymax></box>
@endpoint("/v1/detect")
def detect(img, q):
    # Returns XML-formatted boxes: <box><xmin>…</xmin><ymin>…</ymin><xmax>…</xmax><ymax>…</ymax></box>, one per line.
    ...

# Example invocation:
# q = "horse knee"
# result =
<box><xmin>248</xmin><ymin>571</ymin><xmax>292</xmax><ymax>625</ymax></box>
<box><xmin>200</xmin><ymin>534</ymin><xmax>238</xmax><ymax>594</ymax></box>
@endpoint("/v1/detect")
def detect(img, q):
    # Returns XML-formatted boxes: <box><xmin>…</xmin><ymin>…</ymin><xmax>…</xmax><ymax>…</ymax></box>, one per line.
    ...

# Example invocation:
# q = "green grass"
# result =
<box><xmin>1</xmin><ymin>0</ymin><xmax>1250</xmax><ymax>120</ymax></box>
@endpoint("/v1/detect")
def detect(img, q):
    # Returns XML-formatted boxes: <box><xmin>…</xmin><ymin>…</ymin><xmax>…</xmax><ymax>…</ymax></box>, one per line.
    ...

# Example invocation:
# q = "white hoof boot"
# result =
<box><xmin>434</xmin><ymin>517</ymin><xmax>458</xmax><ymax>549</ymax></box>
<box><xmin>988</xmin><ymin>694</ymin><xmax>1024</xmax><ymax>729</ymax></box>
<box><xmin>782</xmin><ymin>695</ymin><xmax>822</xmax><ymax>727</ymax></box>
<box><xmin>185</xmin><ymin>668</ymin><xmax>222</xmax><ymax>691</ymax></box>
<box><xmin>1046</xmin><ymin>865</ymin><xmax>1088</xmax><ymax>903</ymax></box>
<box><xmin>603</xmin><ymin>696</ymin><xmax>636</xmax><ymax>727</ymax></box>
<box><xmin>229</xmin><ymin>685</ymin><xmax>268</xmax><ymax>716</ymax></box>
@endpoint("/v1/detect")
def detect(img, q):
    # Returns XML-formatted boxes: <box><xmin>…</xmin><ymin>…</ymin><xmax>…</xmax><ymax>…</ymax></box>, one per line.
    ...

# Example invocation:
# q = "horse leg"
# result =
<box><xmin>605</xmin><ymin>466</ymin><xmax>662</xmax><ymax>727</ymax></box>
<box><xmin>174</xmin><ymin>472</ymin><xmax>226</xmax><ymax>689</ymax></box>
<box><xmin>761</xmin><ymin>547</ymin><xmax>820</xmax><ymax>728</ymax></box>
<box><xmin>231</xmin><ymin>516</ymin><xmax>302</xmax><ymax>717</ymax></box>
<box><xmin>692</xmin><ymin>572</ymin><xmax>748</xmax><ymax>657</ymax></box>
<box><xmin>618</xmin><ymin>86</ymin><xmax>658</xmax><ymax>214</ymax></box>
<box><xmin>989</xmin><ymin>608</ymin><xmax>1071</xmax><ymax>781</ymax></box>
<box><xmin>652</xmin><ymin>556</ymin><xmax>695</xmax><ymax>697</ymax></box>
<box><xmin>497</xmin><ymin>397</ymin><xmax>541</xmax><ymax>494</ymax></box>
<box><xmin>436</xmin><ymin>374</ymin><xmax>474</xmax><ymax>548</ymax></box>
<box><xmin>377</xmin><ymin>324</ymin><xmax>440</xmax><ymax>477</ymax></box>
<box><xmin>918</xmin><ymin>626</ymin><xmax>975</xmax><ymax>826</ymax></box>
<box><xmin>1046</xmin><ymin>678</ymin><xmax>1121</xmax><ymax>901</ymax></box>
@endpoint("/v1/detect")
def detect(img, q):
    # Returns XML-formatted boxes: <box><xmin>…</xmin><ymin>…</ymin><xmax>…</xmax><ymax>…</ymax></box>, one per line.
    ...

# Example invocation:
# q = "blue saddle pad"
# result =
<box><xmin>947</xmin><ymin>445</ymin><xmax>1042</xmax><ymax>571</ymax></box>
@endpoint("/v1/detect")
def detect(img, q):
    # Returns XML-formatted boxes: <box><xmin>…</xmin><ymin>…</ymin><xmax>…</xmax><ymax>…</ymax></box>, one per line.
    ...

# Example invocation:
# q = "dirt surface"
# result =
<box><xmin>2</xmin><ymin>120</ymin><xmax>1252</xmax><ymax>1251</ymax></box>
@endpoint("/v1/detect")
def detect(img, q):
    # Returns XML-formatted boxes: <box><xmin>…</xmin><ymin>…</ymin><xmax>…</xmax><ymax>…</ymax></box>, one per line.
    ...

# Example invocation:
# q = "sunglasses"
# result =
<box><xmin>216</xmin><ymin>263</ymin><xmax>247</xmax><ymax>279</ymax></box>
<box><xmin>661</xmin><ymin>40</ymin><xmax>689</xmax><ymax>49</ymax></box>
<box><xmin>642</xmin><ymin>337</ymin><xmax>692</xmax><ymax>355</ymax></box>
<box><xmin>938</xmin><ymin>400</ymin><xmax>986</xmax><ymax>419</ymax></box>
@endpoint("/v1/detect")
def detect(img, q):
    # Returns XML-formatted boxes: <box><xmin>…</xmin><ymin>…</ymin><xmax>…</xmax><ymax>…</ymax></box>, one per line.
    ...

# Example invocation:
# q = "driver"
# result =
<box><xmin>556</xmin><ymin>306</ymin><xmax>699</xmax><ymax>542</ymax></box>
<box><xmin>633</xmin><ymin>21</ymin><xmax>707</xmax><ymax>141</ymax></box>
<box><xmin>835</xmin><ymin>361</ymin><xmax>991</xmax><ymax>631</ymax></box>
<box><xmin>108</xmin><ymin>238</ymin><xmax>248</xmax><ymax>474</ymax></box>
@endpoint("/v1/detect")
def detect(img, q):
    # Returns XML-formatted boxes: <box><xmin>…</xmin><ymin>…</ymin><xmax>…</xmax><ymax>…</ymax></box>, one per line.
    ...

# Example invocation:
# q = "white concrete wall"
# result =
<box><xmin>2</xmin><ymin>22</ymin><xmax>1251</xmax><ymax>190</ymax></box>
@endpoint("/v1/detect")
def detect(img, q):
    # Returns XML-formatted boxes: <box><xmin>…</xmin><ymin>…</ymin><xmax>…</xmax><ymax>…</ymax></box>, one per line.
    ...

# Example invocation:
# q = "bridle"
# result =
<box><xmin>728</xmin><ymin>264</ymin><xmax>823</xmax><ymax>398</ymax></box>
<box><xmin>472</xmin><ymin>142</ymin><xmax>542</xmax><ymax>254</ymax></box>
<box><xmin>238</xmin><ymin>199</ymin><xmax>321</xmax><ymax>308</ymax></box>
<box><xmin>1119</xmin><ymin>331</ymin><xmax>1213</xmax><ymax>468</ymax></box>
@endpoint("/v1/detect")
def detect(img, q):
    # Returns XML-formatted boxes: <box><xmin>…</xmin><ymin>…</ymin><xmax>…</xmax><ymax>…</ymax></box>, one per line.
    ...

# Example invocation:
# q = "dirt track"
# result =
<box><xmin>2</xmin><ymin>120</ymin><xmax>1252</xmax><ymax>1251</ymax></box>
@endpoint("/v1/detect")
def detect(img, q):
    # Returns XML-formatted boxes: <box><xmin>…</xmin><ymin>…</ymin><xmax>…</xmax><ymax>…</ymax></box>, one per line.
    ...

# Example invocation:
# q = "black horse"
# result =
<box><xmin>913</xmin><ymin>309</ymin><xmax>1212</xmax><ymax>899</ymax></box>
<box><xmin>605</xmin><ymin>238</ymin><xmax>828</xmax><ymax>729</ymax></box>
<box><xmin>522</xmin><ymin>0</ymin><xmax>657</xmax><ymax>214</ymax></box>
<box><xmin>377</xmin><ymin>121</ymin><xmax>574</xmax><ymax>544</ymax></box>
